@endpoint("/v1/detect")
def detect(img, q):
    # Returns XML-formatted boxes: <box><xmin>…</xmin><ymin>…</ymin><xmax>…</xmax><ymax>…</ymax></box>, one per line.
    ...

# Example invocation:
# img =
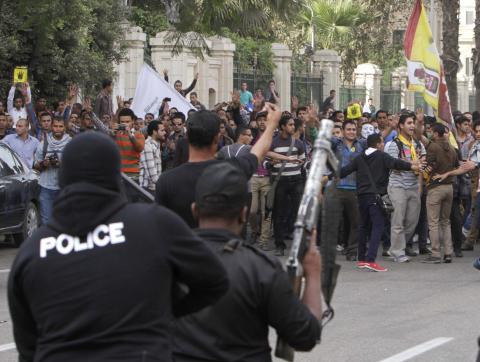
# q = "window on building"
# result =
<box><xmin>466</xmin><ymin>11</ymin><xmax>474</xmax><ymax>25</ymax></box>
<box><xmin>466</xmin><ymin>57</ymin><xmax>471</xmax><ymax>76</ymax></box>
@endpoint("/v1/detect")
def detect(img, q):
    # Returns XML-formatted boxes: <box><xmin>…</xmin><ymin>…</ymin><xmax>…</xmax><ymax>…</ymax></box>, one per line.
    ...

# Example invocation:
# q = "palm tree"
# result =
<box><xmin>301</xmin><ymin>0</ymin><xmax>370</xmax><ymax>50</ymax></box>
<box><xmin>440</xmin><ymin>0</ymin><xmax>460</xmax><ymax>111</ymax></box>
<box><xmin>135</xmin><ymin>0</ymin><xmax>305</xmax><ymax>57</ymax></box>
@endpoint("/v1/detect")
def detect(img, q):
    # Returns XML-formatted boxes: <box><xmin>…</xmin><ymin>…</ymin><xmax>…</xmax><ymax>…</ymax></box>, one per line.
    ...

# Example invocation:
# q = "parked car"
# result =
<box><xmin>0</xmin><ymin>143</ymin><xmax>40</xmax><ymax>246</ymax></box>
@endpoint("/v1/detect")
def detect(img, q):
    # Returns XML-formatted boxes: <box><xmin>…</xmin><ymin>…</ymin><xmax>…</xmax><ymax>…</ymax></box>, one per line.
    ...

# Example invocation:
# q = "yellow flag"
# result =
<box><xmin>404</xmin><ymin>0</ymin><xmax>456</xmax><ymax>147</ymax></box>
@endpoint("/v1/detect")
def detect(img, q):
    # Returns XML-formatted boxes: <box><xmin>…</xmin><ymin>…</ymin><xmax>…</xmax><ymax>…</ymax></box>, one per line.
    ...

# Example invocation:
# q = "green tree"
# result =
<box><xmin>303</xmin><ymin>0</ymin><xmax>370</xmax><ymax>50</ymax></box>
<box><xmin>0</xmin><ymin>0</ymin><xmax>126</xmax><ymax>102</ymax></box>
<box><xmin>129</xmin><ymin>0</ymin><xmax>305</xmax><ymax>57</ymax></box>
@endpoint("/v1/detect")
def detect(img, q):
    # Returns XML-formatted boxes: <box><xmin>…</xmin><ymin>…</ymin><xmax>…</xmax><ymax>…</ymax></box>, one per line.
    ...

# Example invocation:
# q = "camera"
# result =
<box><xmin>45</xmin><ymin>153</ymin><xmax>59</xmax><ymax>167</ymax></box>
<box><xmin>118</xmin><ymin>124</ymin><xmax>127</xmax><ymax>131</ymax></box>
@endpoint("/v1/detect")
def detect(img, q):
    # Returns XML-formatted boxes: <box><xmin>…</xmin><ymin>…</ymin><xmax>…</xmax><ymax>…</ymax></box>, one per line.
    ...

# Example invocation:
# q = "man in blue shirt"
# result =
<box><xmin>34</xmin><ymin>117</ymin><xmax>71</xmax><ymax>224</ymax></box>
<box><xmin>240</xmin><ymin>82</ymin><xmax>254</xmax><ymax>107</ymax></box>
<box><xmin>322</xmin><ymin>120</ymin><xmax>363</xmax><ymax>261</ymax></box>
<box><xmin>1</xmin><ymin>118</ymin><xmax>39</xmax><ymax>168</ymax></box>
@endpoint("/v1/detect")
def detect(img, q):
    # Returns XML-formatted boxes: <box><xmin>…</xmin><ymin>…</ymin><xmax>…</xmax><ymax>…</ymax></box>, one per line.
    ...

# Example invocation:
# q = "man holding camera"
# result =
<box><xmin>113</xmin><ymin>108</ymin><xmax>145</xmax><ymax>182</ymax></box>
<box><xmin>34</xmin><ymin>117</ymin><xmax>71</xmax><ymax>224</ymax></box>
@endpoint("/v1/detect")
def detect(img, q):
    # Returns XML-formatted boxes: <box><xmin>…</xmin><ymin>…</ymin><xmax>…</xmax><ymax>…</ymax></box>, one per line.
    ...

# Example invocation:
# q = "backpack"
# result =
<box><xmin>392</xmin><ymin>137</ymin><xmax>422</xmax><ymax>160</ymax></box>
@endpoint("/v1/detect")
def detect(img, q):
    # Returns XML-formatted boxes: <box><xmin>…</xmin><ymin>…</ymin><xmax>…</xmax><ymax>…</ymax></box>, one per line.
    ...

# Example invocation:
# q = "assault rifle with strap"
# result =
<box><xmin>275</xmin><ymin>119</ymin><xmax>340</xmax><ymax>361</ymax></box>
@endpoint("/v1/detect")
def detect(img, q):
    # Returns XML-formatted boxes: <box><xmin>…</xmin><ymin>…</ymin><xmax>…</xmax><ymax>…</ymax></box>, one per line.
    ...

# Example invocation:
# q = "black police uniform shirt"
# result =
<box><xmin>8</xmin><ymin>182</ymin><xmax>229</xmax><ymax>362</ymax></box>
<box><xmin>155</xmin><ymin>153</ymin><xmax>258</xmax><ymax>227</ymax></box>
<box><xmin>173</xmin><ymin>228</ymin><xmax>321</xmax><ymax>362</ymax></box>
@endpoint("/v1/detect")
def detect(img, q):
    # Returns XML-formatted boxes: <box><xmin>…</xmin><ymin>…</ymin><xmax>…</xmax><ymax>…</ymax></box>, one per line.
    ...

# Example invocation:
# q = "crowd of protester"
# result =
<box><xmin>2</xmin><ymin>75</ymin><xmax>480</xmax><ymax>273</ymax></box>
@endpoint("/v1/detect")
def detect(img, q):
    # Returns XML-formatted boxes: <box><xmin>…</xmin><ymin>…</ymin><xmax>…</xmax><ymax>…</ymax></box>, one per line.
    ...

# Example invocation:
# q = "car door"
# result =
<box><xmin>0</xmin><ymin>145</ymin><xmax>26</xmax><ymax>230</ymax></box>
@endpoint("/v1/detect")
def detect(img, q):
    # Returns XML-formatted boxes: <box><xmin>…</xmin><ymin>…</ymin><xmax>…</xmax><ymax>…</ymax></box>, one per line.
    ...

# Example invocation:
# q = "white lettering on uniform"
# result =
<box><xmin>38</xmin><ymin>222</ymin><xmax>127</xmax><ymax>258</ymax></box>
<box><xmin>40</xmin><ymin>237</ymin><xmax>56</xmax><ymax>258</ymax></box>
<box><xmin>109</xmin><ymin>222</ymin><xmax>125</xmax><ymax>244</ymax></box>
<box><xmin>56</xmin><ymin>234</ymin><xmax>74</xmax><ymax>255</ymax></box>
<box><xmin>74</xmin><ymin>236</ymin><xmax>88</xmax><ymax>252</ymax></box>
<box><xmin>93</xmin><ymin>224</ymin><xmax>110</xmax><ymax>247</ymax></box>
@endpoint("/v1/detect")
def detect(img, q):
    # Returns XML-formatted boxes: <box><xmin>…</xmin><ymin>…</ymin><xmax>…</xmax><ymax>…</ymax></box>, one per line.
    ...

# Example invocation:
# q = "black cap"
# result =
<box><xmin>59</xmin><ymin>132</ymin><xmax>122</xmax><ymax>191</ymax></box>
<box><xmin>195</xmin><ymin>163</ymin><xmax>248</xmax><ymax>211</ymax></box>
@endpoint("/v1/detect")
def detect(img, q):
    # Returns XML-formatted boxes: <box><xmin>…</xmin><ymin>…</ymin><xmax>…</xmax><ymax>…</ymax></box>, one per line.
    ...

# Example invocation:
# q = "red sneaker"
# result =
<box><xmin>357</xmin><ymin>261</ymin><xmax>367</xmax><ymax>269</ymax></box>
<box><xmin>364</xmin><ymin>262</ymin><xmax>388</xmax><ymax>272</ymax></box>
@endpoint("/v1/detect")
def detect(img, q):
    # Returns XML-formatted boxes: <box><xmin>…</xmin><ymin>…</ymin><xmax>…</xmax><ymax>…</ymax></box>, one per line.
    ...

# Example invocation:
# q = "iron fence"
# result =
<box><xmin>233</xmin><ymin>63</ymin><xmax>273</xmax><ymax>95</ymax></box>
<box><xmin>290</xmin><ymin>71</ymin><xmax>324</xmax><ymax>108</ymax></box>
<box><xmin>380</xmin><ymin>87</ymin><xmax>401</xmax><ymax>113</ymax></box>
<box><xmin>339</xmin><ymin>86</ymin><xmax>366</xmax><ymax>110</ymax></box>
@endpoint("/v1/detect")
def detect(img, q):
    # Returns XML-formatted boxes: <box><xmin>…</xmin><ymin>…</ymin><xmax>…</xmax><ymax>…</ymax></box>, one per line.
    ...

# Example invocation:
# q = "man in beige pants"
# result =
<box><xmin>423</xmin><ymin>124</ymin><xmax>475</xmax><ymax>263</ymax></box>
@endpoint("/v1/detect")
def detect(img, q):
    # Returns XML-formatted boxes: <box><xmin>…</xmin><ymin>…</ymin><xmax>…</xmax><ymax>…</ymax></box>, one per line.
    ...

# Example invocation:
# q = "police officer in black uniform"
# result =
<box><xmin>8</xmin><ymin>132</ymin><xmax>229</xmax><ymax>362</ymax></box>
<box><xmin>173</xmin><ymin>163</ymin><xmax>322</xmax><ymax>362</ymax></box>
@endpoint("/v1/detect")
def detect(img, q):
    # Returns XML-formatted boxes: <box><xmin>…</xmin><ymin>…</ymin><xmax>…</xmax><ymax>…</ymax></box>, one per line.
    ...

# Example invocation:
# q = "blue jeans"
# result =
<box><xmin>39</xmin><ymin>187</ymin><xmax>60</xmax><ymax>225</ymax></box>
<box><xmin>357</xmin><ymin>194</ymin><xmax>385</xmax><ymax>262</ymax></box>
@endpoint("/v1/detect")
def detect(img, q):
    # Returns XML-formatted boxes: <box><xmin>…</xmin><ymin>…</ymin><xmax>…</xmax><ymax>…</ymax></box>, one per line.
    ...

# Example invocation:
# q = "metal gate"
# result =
<box><xmin>380</xmin><ymin>86</ymin><xmax>401</xmax><ymax>113</ymax></box>
<box><xmin>339</xmin><ymin>85</ymin><xmax>366</xmax><ymax>110</ymax></box>
<box><xmin>233</xmin><ymin>62</ymin><xmax>273</xmax><ymax>95</ymax></box>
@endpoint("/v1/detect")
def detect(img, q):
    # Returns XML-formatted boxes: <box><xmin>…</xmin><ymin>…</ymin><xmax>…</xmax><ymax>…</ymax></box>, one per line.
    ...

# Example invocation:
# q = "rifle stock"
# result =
<box><xmin>274</xmin><ymin>119</ymin><xmax>339</xmax><ymax>361</ymax></box>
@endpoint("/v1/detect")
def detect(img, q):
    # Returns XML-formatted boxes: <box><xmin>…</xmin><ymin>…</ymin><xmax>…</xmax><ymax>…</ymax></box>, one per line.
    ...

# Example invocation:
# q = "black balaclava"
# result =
<box><xmin>59</xmin><ymin>132</ymin><xmax>122</xmax><ymax>191</ymax></box>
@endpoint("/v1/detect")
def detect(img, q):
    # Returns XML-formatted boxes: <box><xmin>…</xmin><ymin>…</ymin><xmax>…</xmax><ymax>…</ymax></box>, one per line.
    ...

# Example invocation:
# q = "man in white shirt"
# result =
<box><xmin>7</xmin><ymin>83</ymin><xmax>31</xmax><ymax>128</ymax></box>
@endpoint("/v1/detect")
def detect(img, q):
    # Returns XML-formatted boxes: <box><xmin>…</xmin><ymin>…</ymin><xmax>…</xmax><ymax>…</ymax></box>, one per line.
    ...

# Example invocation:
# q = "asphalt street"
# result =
<box><xmin>0</xmin><ymin>242</ymin><xmax>478</xmax><ymax>362</ymax></box>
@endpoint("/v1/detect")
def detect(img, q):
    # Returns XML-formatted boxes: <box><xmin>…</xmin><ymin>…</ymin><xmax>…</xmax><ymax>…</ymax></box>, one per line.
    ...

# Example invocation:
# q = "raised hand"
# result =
<box><xmin>291</xmin><ymin>96</ymin><xmax>299</xmax><ymax>110</ymax></box>
<box><xmin>116</xmin><ymin>95</ymin><xmax>124</xmax><ymax>109</ymax></box>
<box><xmin>231</xmin><ymin>90</ymin><xmax>240</xmax><ymax>105</ymax></box>
<box><xmin>83</xmin><ymin>97</ymin><xmax>92</xmax><ymax>112</ymax></box>
<box><xmin>264</xmin><ymin>102</ymin><xmax>281</xmax><ymax>128</ymax></box>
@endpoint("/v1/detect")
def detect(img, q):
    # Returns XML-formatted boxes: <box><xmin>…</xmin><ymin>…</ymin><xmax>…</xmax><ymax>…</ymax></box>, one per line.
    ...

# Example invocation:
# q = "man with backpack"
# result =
<box><xmin>386</xmin><ymin>113</ymin><xmax>426</xmax><ymax>262</ymax></box>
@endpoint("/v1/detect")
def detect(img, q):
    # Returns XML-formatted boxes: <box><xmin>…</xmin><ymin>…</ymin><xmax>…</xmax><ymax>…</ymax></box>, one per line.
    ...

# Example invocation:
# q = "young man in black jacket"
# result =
<box><xmin>8</xmin><ymin>132</ymin><xmax>229</xmax><ymax>362</ymax></box>
<box><xmin>173</xmin><ymin>163</ymin><xmax>322</xmax><ymax>361</ymax></box>
<box><xmin>340</xmin><ymin>134</ymin><xmax>421</xmax><ymax>271</ymax></box>
<box><xmin>156</xmin><ymin>104</ymin><xmax>280</xmax><ymax>228</ymax></box>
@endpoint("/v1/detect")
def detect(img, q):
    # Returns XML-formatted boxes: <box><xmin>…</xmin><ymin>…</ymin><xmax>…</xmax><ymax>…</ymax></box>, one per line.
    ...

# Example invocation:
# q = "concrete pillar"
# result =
<box><xmin>113</xmin><ymin>24</ymin><xmax>146</xmax><ymax>101</ymax></box>
<box><xmin>354</xmin><ymin>63</ymin><xmax>382</xmax><ymax>107</ymax></box>
<box><xmin>150</xmin><ymin>31</ymin><xmax>204</xmax><ymax>104</ymax></box>
<box><xmin>457</xmin><ymin>75</ymin><xmax>469</xmax><ymax>112</ymax></box>
<box><xmin>393</xmin><ymin>66</ymin><xmax>415</xmax><ymax>111</ymax></box>
<box><xmin>271</xmin><ymin>43</ymin><xmax>292</xmax><ymax>110</ymax></box>
<box><xmin>313</xmin><ymin>49</ymin><xmax>341</xmax><ymax>109</ymax></box>
<box><xmin>210</xmin><ymin>37</ymin><xmax>236</xmax><ymax>103</ymax></box>
<box><xmin>150</xmin><ymin>33</ymin><xmax>234</xmax><ymax>107</ymax></box>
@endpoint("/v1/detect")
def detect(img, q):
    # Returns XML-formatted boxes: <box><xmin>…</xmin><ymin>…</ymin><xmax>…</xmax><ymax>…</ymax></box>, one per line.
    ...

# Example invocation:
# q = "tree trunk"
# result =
<box><xmin>474</xmin><ymin>0</ymin><xmax>480</xmax><ymax>111</ymax></box>
<box><xmin>441</xmin><ymin>0</ymin><xmax>460</xmax><ymax>111</ymax></box>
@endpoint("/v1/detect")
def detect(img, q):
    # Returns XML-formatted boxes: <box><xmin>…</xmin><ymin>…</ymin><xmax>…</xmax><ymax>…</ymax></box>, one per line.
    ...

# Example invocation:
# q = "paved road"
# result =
<box><xmin>0</xmin><ymin>242</ymin><xmax>479</xmax><ymax>362</ymax></box>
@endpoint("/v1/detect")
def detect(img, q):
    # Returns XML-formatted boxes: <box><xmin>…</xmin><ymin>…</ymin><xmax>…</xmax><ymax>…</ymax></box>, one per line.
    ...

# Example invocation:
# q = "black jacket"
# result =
<box><xmin>8</xmin><ymin>182</ymin><xmax>229</xmax><ymax>362</ymax></box>
<box><xmin>340</xmin><ymin>149</ymin><xmax>412</xmax><ymax>196</ymax></box>
<box><xmin>173</xmin><ymin>228</ymin><xmax>320</xmax><ymax>362</ymax></box>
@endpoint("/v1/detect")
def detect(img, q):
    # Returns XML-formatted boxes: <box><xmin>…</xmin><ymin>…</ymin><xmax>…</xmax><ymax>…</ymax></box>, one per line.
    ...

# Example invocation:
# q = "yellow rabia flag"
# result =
<box><xmin>404</xmin><ymin>0</ymin><xmax>456</xmax><ymax>147</ymax></box>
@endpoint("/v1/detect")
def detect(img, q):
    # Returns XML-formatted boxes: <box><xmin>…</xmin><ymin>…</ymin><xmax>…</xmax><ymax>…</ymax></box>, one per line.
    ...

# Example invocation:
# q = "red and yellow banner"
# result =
<box><xmin>404</xmin><ymin>0</ymin><xmax>453</xmax><ymax>128</ymax></box>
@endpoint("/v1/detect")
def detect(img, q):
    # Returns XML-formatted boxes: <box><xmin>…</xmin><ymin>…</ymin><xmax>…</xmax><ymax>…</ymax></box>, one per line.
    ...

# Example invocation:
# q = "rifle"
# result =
<box><xmin>274</xmin><ymin>119</ymin><xmax>340</xmax><ymax>361</ymax></box>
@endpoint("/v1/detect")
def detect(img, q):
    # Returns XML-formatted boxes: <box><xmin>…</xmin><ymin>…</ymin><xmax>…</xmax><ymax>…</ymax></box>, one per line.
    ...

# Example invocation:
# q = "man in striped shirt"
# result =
<box><xmin>114</xmin><ymin>108</ymin><xmax>145</xmax><ymax>181</ymax></box>
<box><xmin>140</xmin><ymin>120</ymin><xmax>166</xmax><ymax>193</ymax></box>
<box><xmin>270</xmin><ymin>114</ymin><xmax>306</xmax><ymax>256</ymax></box>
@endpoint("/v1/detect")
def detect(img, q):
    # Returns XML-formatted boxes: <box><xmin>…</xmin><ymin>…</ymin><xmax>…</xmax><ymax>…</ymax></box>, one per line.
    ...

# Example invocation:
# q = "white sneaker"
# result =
<box><xmin>394</xmin><ymin>255</ymin><xmax>410</xmax><ymax>263</ymax></box>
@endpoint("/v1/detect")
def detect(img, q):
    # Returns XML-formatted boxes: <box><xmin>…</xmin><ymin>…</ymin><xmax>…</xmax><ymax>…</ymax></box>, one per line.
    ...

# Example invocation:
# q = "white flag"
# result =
<box><xmin>131</xmin><ymin>64</ymin><xmax>194</xmax><ymax>119</ymax></box>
